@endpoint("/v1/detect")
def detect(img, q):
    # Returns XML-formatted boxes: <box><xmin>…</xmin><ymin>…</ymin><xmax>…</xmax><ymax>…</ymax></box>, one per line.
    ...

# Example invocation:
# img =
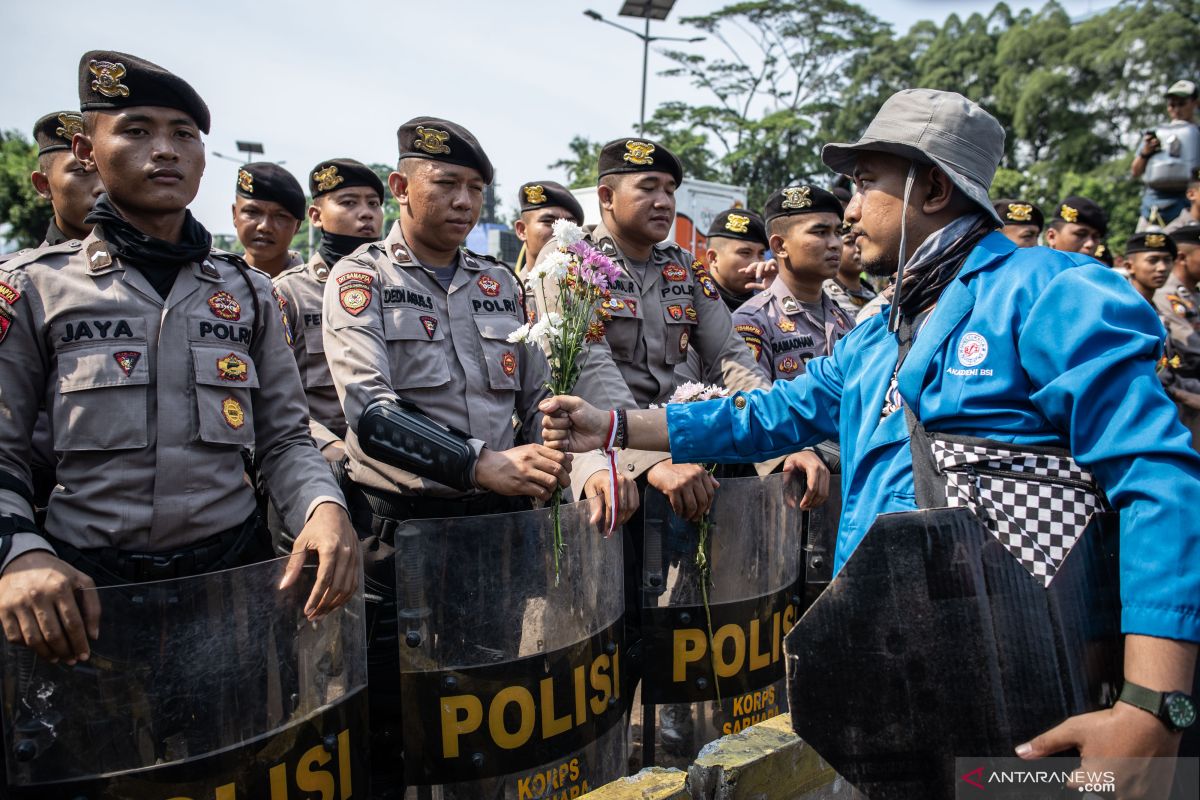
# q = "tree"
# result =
<box><xmin>548</xmin><ymin>136</ymin><xmax>603</xmax><ymax>189</ymax></box>
<box><xmin>0</xmin><ymin>130</ymin><xmax>50</xmax><ymax>250</ymax></box>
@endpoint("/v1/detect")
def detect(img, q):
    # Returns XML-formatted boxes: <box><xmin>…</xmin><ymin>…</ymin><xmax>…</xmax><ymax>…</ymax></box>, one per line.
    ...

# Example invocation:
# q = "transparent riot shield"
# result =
<box><xmin>0</xmin><ymin>553</ymin><xmax>368</xmax><ymax>799</ymax></box>
<box><xmin>786</xmin><ymin>508</ymin><xmax>1122</xmax><ymax>800</ymax></box>
<box><xmin>395</xmin><ymin>497</ymin><xmax>626</xmax><ymax>798</ymax></box>
<box><xmin>640</xmin><ymin>472</ymin><xmax>804</xmax><ymax>766</ymax></box>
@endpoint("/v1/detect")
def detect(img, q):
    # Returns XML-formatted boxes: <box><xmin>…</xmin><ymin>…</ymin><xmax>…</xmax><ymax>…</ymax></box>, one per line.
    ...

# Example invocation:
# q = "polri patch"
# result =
<box><xmin>420</xmin><ymin>315</ymin><xmax>439</xmax><ymax>340</ymax></box>
<box><xmin>685</xmin><ymin>306</ymin><xmax>698</xmax><ymax>322</ymax></box>
<box><xmin>222</xmin><ymin>396</ymin><xmax>246</xmax><ymax>429</ymax></box>
<box><xmin>208</xmin><ymin>291</ymin><xmax>241</xmax><ymax>321</ymax></box>
<box><xmin>113</xmin><ymin>350</ymin><xmax>140</xmax><ymax>376</ymax></box>
<box><xmin>679</xmin><ymin>330</ymin><xmax>689</xmax><ymax>353</ymax></box>
<box><xmin>667</xmin><ymin>304</ymin><xmax>683</xmax><ymax>321</ymax></box>
<box><xmin>217</xmin><ymin>352</ymin><xmax>249</xmax><ymax>382</ymax></box>
<box><xmin>340</xmin><ymin>285</ymin><xmax>371</xmax><ymax>316</ymax></box>
<box><xmin>477</xmin><ymin>275</ymin><xmax>501</xmax><ymax>297</ymax></box>
<box><xmin>778</xmin><ymin>356</ymin><xmax>799</xmax><ymax>374</ymax></box>
<box><xmin>501</xmin><ymin>351</ymin><xmax>517</xmax><ymax>376</ymax></box>
<box><xmin>662</xmin><ymin>264</ymin><xmax>687</xmax><ymax>282</ymax></box>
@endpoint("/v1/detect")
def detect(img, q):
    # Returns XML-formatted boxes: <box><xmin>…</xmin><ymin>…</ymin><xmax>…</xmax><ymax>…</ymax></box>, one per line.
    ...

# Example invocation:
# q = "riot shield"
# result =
<box><xmin>1</xmin><ymin>554</ymin><xmax>368</xmax><ymax>799</ymax></box>
<box><xmin>640</xmin><ymin>472</ymin><xmax>804</xmax><ymax>766</ymax></box>
<box><xmin>395</xmin><ymin>498</ymin><xmax>626</xmax><ymax>798</ymax></box>
<box><xmin>786</xmin><ymin>508</ymin><xmax>1122</xmax><ymax>800</ymax></box>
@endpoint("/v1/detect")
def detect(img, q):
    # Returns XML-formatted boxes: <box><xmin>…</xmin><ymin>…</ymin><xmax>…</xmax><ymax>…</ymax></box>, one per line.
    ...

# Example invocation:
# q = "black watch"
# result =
<box><xmin>1118</xmin><ymin>681</ymin><xmax>1198</xmax><ymax>732</ymax></box>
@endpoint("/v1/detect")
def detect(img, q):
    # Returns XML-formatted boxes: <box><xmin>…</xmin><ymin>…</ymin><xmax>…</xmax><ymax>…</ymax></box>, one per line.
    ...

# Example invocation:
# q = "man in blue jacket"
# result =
<box><xmin>543</xmin><ymin>89</ymin><xmax>1200</xmax><ymax>780</ymax></box>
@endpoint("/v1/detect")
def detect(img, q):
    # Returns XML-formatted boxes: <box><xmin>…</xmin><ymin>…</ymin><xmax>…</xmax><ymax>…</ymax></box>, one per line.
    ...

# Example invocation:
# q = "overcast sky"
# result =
<box><xmin>2</xmin><ymin>0</ymin><xmax>1104</xmax><ymax>237</ymax></box>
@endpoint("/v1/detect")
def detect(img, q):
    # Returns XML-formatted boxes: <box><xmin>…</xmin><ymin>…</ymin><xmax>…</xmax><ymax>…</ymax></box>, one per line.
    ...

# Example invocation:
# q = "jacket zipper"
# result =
<box><xmin>947</xmin><ymin>463</ymin><xmax>1098</xmax><ymax>493</ymax></box>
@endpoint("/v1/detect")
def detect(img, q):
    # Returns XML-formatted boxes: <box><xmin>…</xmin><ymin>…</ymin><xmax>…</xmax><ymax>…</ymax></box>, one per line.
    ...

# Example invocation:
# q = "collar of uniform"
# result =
<box><xmin>384</xmin><ymin>221</ymin><xmax>416</xmax><ymax>266</ymax></box>
<box><xmin>308</xmin><ymin>252</ymin><xmax>330</xmax><ymax>283</ymax></box>
<box><xmin>589</xmin><ymin>221</ymin><xmax>624</xmax><ymax>262</ymax></box>
<box><xmin>193</xmin><ymin>255</ymin><xmax>223</xmax><ymax>282</ymax></box>
<box><xmin>768</xmin><ymin>276</ymin><xmax>803</xmax><ymax>314</ymax></box>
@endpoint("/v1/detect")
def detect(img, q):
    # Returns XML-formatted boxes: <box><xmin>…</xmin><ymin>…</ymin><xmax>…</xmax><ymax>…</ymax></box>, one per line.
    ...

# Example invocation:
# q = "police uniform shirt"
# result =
<box><xmin>1154</xmin><ymin>277</ymin><xmax>1200</xmax><ymax>377</ymax></box>
<box><xmin>529</xmin><ymin>220</ymin><xmax>769</xmax><ymax>480</ymax></box>
<box><xmin>822</xmin><ymin>276</ymin><xmax>877</xmax><ymax>319</ymax></box>
<box><xmin>323</xmin><ymin>221</ymin><xmax>551</xmax><ymax>497</ymax></box>
<box><xmin>0</xmin><ymin>234</ymin><xmax>345</xmax><ymax>569</ymax></box>
<box><xmin>732</xmin><ymin>279</ymin><xmax>853</xmax><ymax>382</ymax></box>
<box><xmin>273</xmin><ymin>252</ymin><xmax>346</xmax><ymax>450</ymax></box>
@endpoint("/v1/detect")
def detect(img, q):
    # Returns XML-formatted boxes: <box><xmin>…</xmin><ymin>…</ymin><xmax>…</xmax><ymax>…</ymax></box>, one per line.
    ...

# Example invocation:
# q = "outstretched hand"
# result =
<box><xmin>539</xmin><ymin>396</ymin><xmax>612</xmax><ymax>453</ymax></box>
<box><xmin>739</xmin><ymin>258</ymin><xmax>778</xmax><ymax>291</ymax></box>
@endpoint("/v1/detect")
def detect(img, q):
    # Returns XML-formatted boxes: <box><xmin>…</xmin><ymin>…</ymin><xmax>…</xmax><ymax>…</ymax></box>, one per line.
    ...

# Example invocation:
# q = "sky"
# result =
<box><xmin>1</xmin><ymin>0</ymin><xmax>1105</xmax><ymax>239</ymax></box>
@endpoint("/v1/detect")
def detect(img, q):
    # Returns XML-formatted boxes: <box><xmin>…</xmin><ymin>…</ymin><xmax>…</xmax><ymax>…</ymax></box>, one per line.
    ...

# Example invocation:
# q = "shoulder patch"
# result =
<box><xmin>0</xmin><ymin>280</ymin><xmax>21</xmax><ymax>306</ymax></box>
<box><xmin>0</xmin><ymin>240</ymin><xmax>81</xmax><ymax>271</ymax></box>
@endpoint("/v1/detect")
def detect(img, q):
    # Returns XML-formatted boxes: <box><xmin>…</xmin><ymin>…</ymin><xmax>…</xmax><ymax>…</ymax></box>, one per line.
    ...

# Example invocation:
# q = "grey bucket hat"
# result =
<box><xmin>822</xmin><ymin>89</ymin><xmax>1006</xmax><ymax>225</ymax></box>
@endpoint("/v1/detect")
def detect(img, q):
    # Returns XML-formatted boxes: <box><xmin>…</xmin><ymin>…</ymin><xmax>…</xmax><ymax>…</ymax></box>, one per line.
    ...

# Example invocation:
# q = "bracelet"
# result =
<box><xmin>615</xmin><ymin>408</ymin><xmax>628</xmax><ymax>449</ymax></box>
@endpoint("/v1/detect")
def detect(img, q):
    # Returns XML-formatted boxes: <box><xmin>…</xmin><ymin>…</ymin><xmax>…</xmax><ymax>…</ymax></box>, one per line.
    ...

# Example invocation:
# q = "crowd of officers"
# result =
<box><xmin>0</xmin><ymin>49</ymin><xmax>1198</xmax><ymax>795</ymax></box>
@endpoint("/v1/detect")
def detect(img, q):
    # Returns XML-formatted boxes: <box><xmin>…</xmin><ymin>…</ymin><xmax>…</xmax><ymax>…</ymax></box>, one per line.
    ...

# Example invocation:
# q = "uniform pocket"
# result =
<box><xmin>660</xmin><ymin>301</ymin><xmax>696</xmax><ymax>365</ymax></box>
<box><xmin>382</xmin><ymin>308</ymin><xmax>451</xmax><ymax>390</ymax></box>
<box><xmin>54</xmin><ymin>345</ymin><xmax>150</xmax><ymax>451</ymax></box>
<box><xmin>474</xmin><ymin>314</ymin><xmax>521</xmax><ymax>391</ymax></box>
<box><xmin>601</xmin><ymin>294</ymin><xmax>641</xmax><ymax>363</ymax></box>
<box><xmin>301</xmin><ymin>323</ymin><xmax>335</xmax><ymax>387</ymax></box>
<box><xmin>191</xmin><ymin>345</ymin><xmax>260</xmax><ymax>446</ymax></box>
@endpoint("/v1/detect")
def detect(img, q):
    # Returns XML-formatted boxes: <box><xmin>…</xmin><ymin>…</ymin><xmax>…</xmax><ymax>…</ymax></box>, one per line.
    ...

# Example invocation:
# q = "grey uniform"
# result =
<box><xmin>1154</xmin><ymin>278</ymin><xmax>1200</xmax><ymax>376</ymax></box>
<box><xmin>0</xmin><ymin>234</ymin><xmax>344</xmax><ymax>570</ymax></box>
<box><xmin>732</xmin><ymin>279</ymin><xmax>853</xmax><ymax>382</ymax></box>
<box><xmin>274</xmin><ymin>253</ymin><xmax>345</xmax><ymax>451</ymax></box>
<box><xmin>530</xmin><ymin>221</ymin><xmax>768</xmax><ymax>480</ymax></box>
<box><xmin>822</xmin><ymin>276</ymin><xmax>877</xmax><ymax>320</ymax></box>
<box><xmin>324</xmin><ymin>222</ymin><xmax>551</xmax><ymax>497</ymax></box>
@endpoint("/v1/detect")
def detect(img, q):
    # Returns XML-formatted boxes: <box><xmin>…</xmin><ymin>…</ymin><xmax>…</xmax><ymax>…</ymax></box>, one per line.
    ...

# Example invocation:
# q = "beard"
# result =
<box><xmin>862</xmin><ymin>249</ymin><xmax>898</xmax><ymax>278</ymax></box>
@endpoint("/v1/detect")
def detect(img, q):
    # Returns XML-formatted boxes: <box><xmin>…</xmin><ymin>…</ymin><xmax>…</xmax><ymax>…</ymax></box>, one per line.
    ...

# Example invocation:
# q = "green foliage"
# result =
<box><xmin>0</xmin><ymin>130</ymin><xmax>50</xmax><ymax>250</ymax></box>
<box><xmin>548</xmin><ymin>137</ymin><xmax>603</xmax><ymax>189</ymax></box>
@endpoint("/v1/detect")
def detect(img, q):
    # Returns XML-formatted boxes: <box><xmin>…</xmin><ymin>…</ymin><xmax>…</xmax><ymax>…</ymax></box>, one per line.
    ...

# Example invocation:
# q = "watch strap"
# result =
<box><xmin>1119</xmin><ymin>681</ymin><xmax>1164</xmax><ymax>717</ymax></box>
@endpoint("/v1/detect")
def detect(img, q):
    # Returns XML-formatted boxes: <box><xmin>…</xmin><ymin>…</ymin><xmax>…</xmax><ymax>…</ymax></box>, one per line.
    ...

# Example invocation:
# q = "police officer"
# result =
<box><xmin>1044</xmin><ymin>195</ymin><xmax>1107</xmax><ymax>256</ymax></box>
<box><xmin>993</xmin><ymin>199</ymin><xmax>1044</xmax><ymax>249</ymax></box>
<box><xmin>733</xmin><ymin>186</ymin><xmax>854</xmax><ymax>383</ymax></box>
<box><xmin>701</xmin><ymin>208</ymin><xmax>768</xmax><ymax>312</ymax></box>
<box><xmin>231</xmin><ymin>161</ymin><xmax>305</xmax><ymax>277</ymax></box>
<box><xmin>823</xmin><ymin>220</ymin><xmax>876</xmax><ymax>318</ymax></box>
<box><xmin>322</xmin><ymin>116</ymin><xmax>581</xmax><ymax>796</ymax></box>
<box><xmin>1153</xmin><ymin>226</ymin><xmax>1200</xmax><ymax>447</ymax></box>
<box><xmin>0</xmin><ymin>51</ymin><xmax>358</xmax><ymax>668</ymax></box>
<box><xmin>513</xmin><ymin>179</ymin><xmax>584</xmax><ymax>277</ymax></box>
<box><xmin>274</xmin><ymin>159</ymin><xmax>385</xmax><ymax>461</ymax></box>
<box><xmin>1165</xmin><ymin>168</ymin><xmax>1200</xmax><ymax>233</ymax></box>
<box><xmin>1126</xmin><ymin>230</ymin><xmax>1176</xmax><ymax>303</ymax></box>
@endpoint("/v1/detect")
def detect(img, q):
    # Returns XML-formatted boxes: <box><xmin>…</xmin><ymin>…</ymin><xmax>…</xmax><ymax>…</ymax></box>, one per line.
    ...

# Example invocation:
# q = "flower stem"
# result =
<box><xmin>696</xmin><ymin>511</ymin><xmax>721</xmax><ymax>704</ymax></box>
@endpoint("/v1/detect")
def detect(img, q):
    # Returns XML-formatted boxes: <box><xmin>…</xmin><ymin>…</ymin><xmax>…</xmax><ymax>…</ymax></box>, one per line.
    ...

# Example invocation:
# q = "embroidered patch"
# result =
<box><xmin>776</xmin><ymin>317</ymin><xmax>797</xmax><ymax>333</ymax></box>
<box><xmin>281</xmin><ymin>312</ymin><xmax>293</xmax><ymax>346</ymax></box>
<box><xmin>1172</xmin><ymin>300</ymin><xmax>1190</xmax><ymax>317</ymax></box>
<box><xmin>222</xmin><ymin>396</ymin><xmax>246</xmax><ymax>429</ymax></box>
<box><xmin>337</xmin><ymin>271</ymin><xmax>374</xmax><ymax>286</ymax></box>
<box><xmin>340</xmin><ymin>285</ymin><xmax>371</xmax><ymax>315</ymax></box>
<box><xmin>208</xmin><ymin>291</ymin><xmax>241</xmax><ymax>321</ymax></box>
<box><xmin>420</xmin><ymin>315</ymin><xmax>439</xmax><ymax>339</ymax></box>
<box><xmin>113</xmin><ymin>350</ymin><xmax>140</xmax><ymax>377</ymax></box>
<box><xmin>501</xmin><ymin>351</ymin><xmax>517</xmax><ymax>376</ymax></box>
<box><xmin>667</xmin><ymin>304</ymin><xmax>684</xmax><ymax>321</ymax></box>
<box><xmin>626</xmin><ymin>299</ymin><xmax>639</xmax><ymax>316</ymax></box>
<box><xmin>957</xmin><ymin>332</ymin><xmax>989</xmax><ymax>367</ymax></box>
<box><xmin>742</xmin><ymin>335</ymin><xmax>764</xmax><ymax>361</ymax></box>
<box><xmin>271</xmin><ymin>286</ymin><xmax>287</xmax><ymax>310</ymax></box>
<box><xmin>477</xmin><ymin>275</ymin><xmax>501</xmax><ymax>297</ymax></box>
<box><xmin>603</xmin><ymin>297</ymin><xmax>627</xmax><ymax>312</ymax></box>
<box><xmin>781</xmin><ymin>296</ymin><xmax>801</xmax><ymax>314</ymax></box>
<box><xmin>679</xmin><ymin>330</ymin><xmax>690</xmax><ymax>353</ymax></box>
<box><xmin>0</xmin><ymin>281</ymin><xmax>20</xmax><ymax>305</ymax></box>
<box><xmin>391</xmin><ymin>243</ymin><xmax>411</xmax><ymax>263</ymax></box>
<box><xmin>736</xmin><ymin>323</ymin><xmax>764</xmax><ymax>337</ymax></box>
<box><xmin>217</xmin><ymin>352</ymin><xmax>249</xmax><ymax>382</ymax></box>
<box><xmin>698</xmin><ymin>274</ymin><xmax>719</xmax><ymax>300</ymax></box>
<box><xmin>0</xmin><ymin>310</ymin><xmax>10</xmax><ymax>345</ymax></box>
<box><xmin>663</xmin><ymin>264</ymin><xmax>687</xmax><ymax>282</ymax></box>
<box><xmin>685</xmin><ymin>305</ymin><xmax>698</xmax><ymax>322</ymax></box>
<box><xmin>778</xmin><ymin>356</ymin><xmax>800</xmax><ymax>374</ymax></box>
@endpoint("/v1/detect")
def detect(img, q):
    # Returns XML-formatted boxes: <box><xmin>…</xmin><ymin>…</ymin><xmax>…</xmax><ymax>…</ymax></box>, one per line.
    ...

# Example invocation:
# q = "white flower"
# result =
<box><xmin>552</xmin><ymin>218</ymin><xmax>585</xmax><ymax>248</ymax></box>
<box><xmin>529</xmin><ymin>251</ymin><xmax>572</xmax><ymax>281</ymax></box>
<box><xmin>528</xmin><ymin>312</ymin><xmax>564</xmax><ymax>344</ymax></box>
<box><xmin>668</xmin><ymin>382</ymin><xmax>728</xmax><ymax>404</ymax></box>
<box><xmin>506</xmin><ymin>323</ymin><xmax>532</xmax><ymax>344</ymax></box>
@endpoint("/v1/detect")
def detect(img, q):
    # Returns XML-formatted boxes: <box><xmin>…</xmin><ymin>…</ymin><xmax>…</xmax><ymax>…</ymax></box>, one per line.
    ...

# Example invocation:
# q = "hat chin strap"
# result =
<box><xmin>887</xmin><ymin>163</ymin><xmax>919</xmax><ymax>334</ymax></box>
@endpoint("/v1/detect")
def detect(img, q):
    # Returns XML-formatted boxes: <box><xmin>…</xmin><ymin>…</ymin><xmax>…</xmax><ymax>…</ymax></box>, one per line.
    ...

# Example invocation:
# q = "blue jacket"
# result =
<box><xmin>668</xmin><ymin>231</ymin><xmax>1200</xmax><ymax>642</ymax></box>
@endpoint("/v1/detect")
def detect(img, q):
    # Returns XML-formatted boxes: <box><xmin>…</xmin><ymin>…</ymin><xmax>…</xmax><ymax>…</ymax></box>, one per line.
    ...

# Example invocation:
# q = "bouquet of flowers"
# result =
<box><xmin>508</xmin><ymin>219</ymin><xmax>622</xmax><ymax>579</ymax></box>
<box><xmin>659</xmin><ymin>381</ymin><xmax>728</xmax><ymax>699</ymax></box>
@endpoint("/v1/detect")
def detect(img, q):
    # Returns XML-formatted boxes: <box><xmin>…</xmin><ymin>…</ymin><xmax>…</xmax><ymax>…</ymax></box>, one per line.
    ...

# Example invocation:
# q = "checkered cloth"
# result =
<box><xmin>931</xmin><ymin>439</ymin><xmax>1105</xmax><ymax>587</ymax></box>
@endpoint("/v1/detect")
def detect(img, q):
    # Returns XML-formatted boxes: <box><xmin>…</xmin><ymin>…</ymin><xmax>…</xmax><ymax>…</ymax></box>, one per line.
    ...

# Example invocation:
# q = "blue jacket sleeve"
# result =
<box><xmin>1019</xmin><ymin>264</ymin><xmax>1200</xmax><ymax>642</ymax></box>
<box><xmin>667</xmin><ymin>348</ymin><xmax>844</xmax><ymax>464</ymax></box>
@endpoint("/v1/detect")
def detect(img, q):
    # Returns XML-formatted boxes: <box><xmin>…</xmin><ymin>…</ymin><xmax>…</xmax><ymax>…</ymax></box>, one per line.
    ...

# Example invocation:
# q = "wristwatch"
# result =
<box><xmin>1118</xmin><ymin>681</ymin><xmax>1198</xmax><ymax>732</ymax></box>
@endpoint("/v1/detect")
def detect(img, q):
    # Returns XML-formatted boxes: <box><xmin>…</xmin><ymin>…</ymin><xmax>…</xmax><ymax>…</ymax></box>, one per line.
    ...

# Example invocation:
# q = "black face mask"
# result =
<box><xmin>85</xmin><ymin>193</ymin><xmax>212</xmax><ymax>297</ymax></box>
<box><xmin>318</xmin><ymin>231</ymin><xmax>376</xmax><ymax>268</ymax></box>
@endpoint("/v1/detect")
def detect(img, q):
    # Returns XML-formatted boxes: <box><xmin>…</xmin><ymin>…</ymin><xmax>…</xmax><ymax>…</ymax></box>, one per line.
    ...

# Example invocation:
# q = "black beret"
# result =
<box><xmin>309</xmin><ymin>158</ymin><xmax>384</xmax><ymax>201</ymax></box>
<box><xmin>762</xmin><ymin>184</ymin><xmax>844</xmax><ymax>224</ymax></box>
<box><xmin>396</xmin><ymin>116</ymin><xmax>494</xmax><ymax>185</ymax></box>
<box><xmin>33</xmin><ymin>111</ymin><xmax>83</xmax><ymax>156</ymax></box>
<box><xmin>1172</xmin><ymin>225</ymin><xmax>1200</xmax><ymax>247</ymax></box>
<box><xmin>78</xmin><ymin>50</ymin><xmax>210</xmax><ymax>134</ymax></box>
<box><xmin>597</xmin><ymin>138</ymin><xmax>683</xmax><ymax>186</ymax></box>
<box><xmin>1125</xmin><ymin>231</ymin><xmax>1178</xmax><ymax>258</ymax></box>
<box><xmin>994</xmin><ymin>198</ymin><xmax>1044</xmax><ymax>230</ymax></box>
<box><xmin>707</xmin><ymin>208</ymin><xmax>768</xmax><ymax>247</ymax></box>
<box><xmin>1053</xmin><ymin>195</ymin><xmax>1107</xmax><ymax>236</ymax></box>
<box><xmin>518</xmin><ymin>180</ymin><xmax>584</xmax><ymax>224</ymax></box>
<box><xmin>830</xmin><ymin>186</ymin><xmax>852</xmax><ymax>209</ymax></box>
<box><xmin>236</xmin><ymin>162</ymin><xmax>305</xmax><ymax>220</ymax></box>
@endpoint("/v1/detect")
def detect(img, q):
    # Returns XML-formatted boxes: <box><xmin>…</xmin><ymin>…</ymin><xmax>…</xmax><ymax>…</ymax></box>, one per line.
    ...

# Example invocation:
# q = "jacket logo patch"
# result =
<box><xmin>743</xmin><ymin>335</ymin><xmax>763</xmax><ymax>361</ymax></box>
<box><xmin>208</xmin><ymin>291</ymin><xmax>241</xmax><ymax>321</ymax></box>
<box><xmin>337</xmin><ymin>271</ymin><xmax>374</xmax><ymax>286</ymax></box>
<box><xmin>679</xmin><ymin>330</ymin><xmax>690</xmax><ymax>353</ymax></box>
<box><xmin>0</xmin><ymin>281</ymin><xmax>21</xmax><ymax>305</ymax></box>
<box><xmin>776</xmin><ymin>317</ymin><xmax>796</xmax><ymax>332</ymax></box>
<box><xmin>217</xmin><ymin>352</ymin><xmax>249</xmax><ymax>382</ymax></box>
<box><xmin>667</xmin><ymin>304</ymin><xmax>683</xmax><ymax>321</ymax></box>
<box><xmin>957</xmin><ymin>332</ymin><xmax>989</xmax><ymax>367</ymax></box>
<box><xmin>222</xmin><ymin>396</ymin><xmax>246</xmax><ymax>429</ymax></box>
<box><xmin>501</xmin><ymin>351</ymin><xmax>517</xmax><ymax>376</ymax></box>
<box><xmin>778</xmin><ymin>356</ymin><xmax>800</xmax><ymax>374</ymax></box>
<box><xmin>113</xmin><ymin>350</ymin><xmax>141</xmax><ymax>377</ymax></box>
<box><xmin>477</xmin><ymin>275</ymin><xmax>501</xmax><ymax>297</ymax></box>
<box><xmin>698</xmin><ymin>274</ymin><xmax>719</xmax><ymax>300</ymax></box>
<box><xmin>339</xmin><ymin>285</ymin><xmax>371</xmax><ymax>316</ymax></box>
<box><xmin>663</xmin><ymin>264</ymin><xmax>687</xmax><ymax>282</ymax></box>
<box><xmin>736</xmin><ymin>323</ymin><xmax>764</xmax><ymax>337</ymax></box>
<box><xmin>420</xmin><ymin>315</ymin><xmax>439</xmax><ymax>339</ymax></box>
<box><xmin>685</xmin><ymin>306</ymin><xmax>698</xmax><ymax>322</ymax></box>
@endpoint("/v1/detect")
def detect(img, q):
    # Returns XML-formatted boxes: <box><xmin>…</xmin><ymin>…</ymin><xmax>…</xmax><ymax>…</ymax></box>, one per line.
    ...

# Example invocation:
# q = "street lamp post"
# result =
<box><xmin>584</xmin><ymin>2</ymin><xmax>704</xmax><ymax>134</ymax></box>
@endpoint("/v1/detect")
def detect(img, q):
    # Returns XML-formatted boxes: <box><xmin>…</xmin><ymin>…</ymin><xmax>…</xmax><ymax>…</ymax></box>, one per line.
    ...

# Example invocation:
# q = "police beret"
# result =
<box><xmin>518</xmin><ymin>180</ymin><xmax>584</xmax><ymax>224</ymax></box>
<box><xmin>236</xmin><ymin>162</ymin><xmax>305</xmax><ymax>220</ymax></box>
<box><xmin>707</xmin><ymin>208</ymin><xmax>768</xmax><ymax>247</ymax></box>
<box><xmin>309</xmin><ymin>158</ymin><xmax>384</xmax><ymax>201</ymax></box>
<box><xmin>78</xmin><ymin>50</ymin><xmax>210</xmax><ymax>134</ymax></box>
<box><xmin>1172</xmin><ymin>225</ymin><xmax>1200</xmax><ymax>247</ymax></box>
<box><xmin>762</xmin><ymin>185</ymin><xmax>844</xmax><ymax>224</ymax></box>
<box><xmin>33</xmin><ymin>111</ymin><xmax>83</xmax><ymax>156</ymax></box>
<box><xmin>597</xmin><ymin>138</ymin><xmax>683</xmax><ymax>186</ymax></box>
<box><xmin>1053</xmin><ymin>195</ymin><xmax>1107</xmax><ymax>236</ymax></box>
<box><xmin>993</xmin><ymin>199</ymin><xmax>1044</xmax><ymax>230</ymax></box>
<box><xmin>396</xmin><ymin>116</ymin><xmax>494</xmax><ymax>185</ymax></box>
<box><xmin>831</xmin><ymin>186</ymin><xmax>852</xmax><ymax>209</ymax></box>
<box><xmin>1125</xmin><ymin>231</ymin><xmax>1178</xmax><ymax>258</ymax></box>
